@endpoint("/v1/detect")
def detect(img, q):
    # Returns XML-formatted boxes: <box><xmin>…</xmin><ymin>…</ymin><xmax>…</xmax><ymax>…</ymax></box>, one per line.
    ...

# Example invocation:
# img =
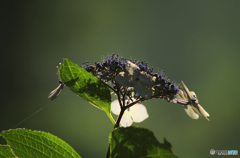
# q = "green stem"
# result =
<box><xmin>106</xmin><ymin>113</ymin><xmax>116</xmax><ymax>125</ymax></box>
<box><xmin>107</xmin><ymin>85</ymin><xmax>142</xmax><ymax>157</ymax></box>
<box><xmin>106</xmin><ymin>144</ymin><xmax>110</xmax><ymax>158</ymax></box>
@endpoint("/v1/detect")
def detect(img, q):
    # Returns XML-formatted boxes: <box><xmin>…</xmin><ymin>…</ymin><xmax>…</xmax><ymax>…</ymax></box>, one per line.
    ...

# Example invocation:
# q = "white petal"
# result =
<box><xmin>129</xmin><ymin>104</ymin><xmax>149</xmax><ymax>123</ymax></box>
<box><xmin>120</xmin><ymin>111</ymin><xmax>133</xmax><ymax>127</ymax></box>
<box><xmin>138</xmin><ymin>71</ymin><xmax>156</xmax><ymax>85</ymax></box>
<box><xmin>178</xmin><ymin>81</ymin><xmax>210</xmax><ymax>121</ymax></box>
<box><xmin>179</xmin><ymin>82</ymin><xmax>198</xmax><ymax>103</ymax></box>
<box><xmin>191</xmin><ymin>104</ymin><xmax>202</xmax><ymax>116</ymax></box>
<box><xmin>111</xmin><ymin>100</ymin><xmax>121</xmax><ymax>115</ymax></box>
<box><xmin>115</xmin><ymin>72</ymin><xmax>136</xmax><ymax>87</ymax></box>
<box><xmin>125</xmin><ymin>61</ymin><xmax>140</xmax><ymax>78</ymax></box>
<box><xmin>172</xmin><ymin>98</ymin><xmax>178</xmax><ymax>103</ymax></box>
<box><xmin>196</xmin><ymin>104</ymin><xmax>210</xmax><ymax>121</ymax></box>
<box><xmin>176</xmin><ymin>89</ymin><xmax>188</xmax><ymax>101</ymax></box>
<box><xmin>134</xmin><ymin>81</ymin><xmax>152</xmax><ymax>99</ymax></box>
<box><xmin>189</xmin><ymin>91</ymin><xmax>199</xmax><ymax>103</ymax></box>
<box><xmin>183</xmin><ymin>105</ymin><xmax>199</xmax><ymax>119</ymax></box>
<box><xmin>181</xmin><ymin>80</ymin><xmax>192</xmax><ymax>101</ymax></box>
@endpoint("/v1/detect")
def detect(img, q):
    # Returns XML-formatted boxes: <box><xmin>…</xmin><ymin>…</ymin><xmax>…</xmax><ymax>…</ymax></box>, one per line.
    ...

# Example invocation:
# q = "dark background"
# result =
<box><xmin>1</xmin><ymin>1</ymin><xmax>240</xmax><ymax>158</ymax></box>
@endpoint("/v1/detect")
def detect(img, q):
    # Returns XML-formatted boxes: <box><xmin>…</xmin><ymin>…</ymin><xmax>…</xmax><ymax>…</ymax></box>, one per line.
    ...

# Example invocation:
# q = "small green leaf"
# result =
<box><xmin>109</xmin><ymin>127</ymin><xmax>179</xmax><ymax>158</ymax></box>
<box><xmin>0</xmin><ymin>129</ymin><xmax>81</xmax><ymax>158</ymax></box>
<box><xmin>58</xmin><ymin>58</ymin><xmax>115</xmax><ymax>125</ymax></box>
<box><xmin>0</xmin><ymin>145</ymin><xmax>16</xmax><ymax>157</ymax></box>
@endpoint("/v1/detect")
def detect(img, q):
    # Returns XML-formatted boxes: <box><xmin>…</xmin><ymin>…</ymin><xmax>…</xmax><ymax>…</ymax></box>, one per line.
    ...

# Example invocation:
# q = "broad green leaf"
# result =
<box><xmin>109</xmin><ymin>127</ymin><xmax>179</xmax><ymax>158</ymax></box>
<box><xmin>0</xmin><ymin>145</ymin><xmax>16</xmax><ymax>157</ymax></box>
<box><xmin>0</xmin><ymin>129</ymin><xmax>81</xmax><ymax>158</ymax></box>
<box><xmin>58</xmin><ymin>58</ymin><xmax>115</xmax><ymax>125</ymax></box>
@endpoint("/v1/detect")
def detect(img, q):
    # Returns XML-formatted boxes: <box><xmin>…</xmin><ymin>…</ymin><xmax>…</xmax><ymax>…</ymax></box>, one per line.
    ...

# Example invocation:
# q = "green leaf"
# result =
<box><xmin>0</xmin><ymin>128</ymin><xmax>81</xmax><ymax>158</ymax></box>
<box><xmin>0</xmin><ymin>145</ymin><xmax>16</xmax><ymax>157</ymax></box>
<box><xmin>58</xmin><ymin>58</ymin><xmax>115</xmax><ymax>125</ymax></box>
<box><xmin>109</xmin><ymin>127</ymin><xmax>179</xmax><ymax>158</ymax></box>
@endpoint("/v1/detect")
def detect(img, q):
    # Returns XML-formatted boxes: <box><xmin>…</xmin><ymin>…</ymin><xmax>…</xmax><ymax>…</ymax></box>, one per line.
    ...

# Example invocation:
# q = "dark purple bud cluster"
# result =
<box><xmin>82</xmin><ymin>54</ymin><xmax>179</xmax><ymax>100</ymax></box>
<box><xmin>130</xmin><ymin>59</ymin><xmax>153</xmax><ymax>75</ymax></box>
<box><xmin>153</xmin><ymin>70</ymin><xmax>180</xmax><ymax>100</ymax></box>
<box><xmin>82</xmin><ymin>54</ymin><xmax>127</xmax><ymax>81</ymax></box>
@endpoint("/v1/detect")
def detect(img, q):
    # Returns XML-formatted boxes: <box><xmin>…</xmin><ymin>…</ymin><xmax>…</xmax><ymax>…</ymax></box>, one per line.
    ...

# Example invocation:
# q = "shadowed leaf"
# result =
<box><xmin>109</xmin><ymin>127</ymin><xmax>179</xmax><ymax>158</ymax></box>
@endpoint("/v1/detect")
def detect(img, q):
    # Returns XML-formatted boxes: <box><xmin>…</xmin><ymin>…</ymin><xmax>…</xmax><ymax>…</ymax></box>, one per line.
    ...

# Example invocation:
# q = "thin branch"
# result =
<box><xmin>122</xmin><ymin>88</ymin><xmax>127</xmax><ymax>107</ymax></box>
<box><xmin>125</xmin><ymin>98</ymin><xmax>145</xmax><ymax>109</ymax></box>
<box><xmin>116</xmin><ymin>85</ymin><xmax>123</xmax><ymax>108</ymax></box>
<box><xmin>114</xmin><ymin>106</ymin><xmax>126</xmax><ymax>128</ymax></box>
<box><xmin>101</xmin><ymin>80</ymin><xmax>116</xmax><ymax>93</ymax></box>
<box><xmin>119</xmin><ymin>87</ymin><xmax>124</xmax><ymax>97</ymax></box>
<box><xmin>114</xmin><ymin>86</ymin><xmax>126</xmax><ymax>128</ymax></box>
<box><xmin>125</xmin><ymin>89</ymin><xmax>134</xmax><ymax>102</ymax></box>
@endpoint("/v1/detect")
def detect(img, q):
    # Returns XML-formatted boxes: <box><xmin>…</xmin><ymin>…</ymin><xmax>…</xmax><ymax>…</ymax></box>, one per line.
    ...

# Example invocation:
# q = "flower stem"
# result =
<box><xmin>106</xmin><ymin>144</ymin><xmax>110</xmax><ymax>158</ymax></box>
<box><xmin>107</xmin><ymin>85</ymin><xmax>142</xmax><ymax>157</ymax></box>
<box><xmin>114</xmin><ymin>106</ymin><xmax>126</xmax><ymax>128</ymax></box>
<box><xmin>106</xmin><ymin>113</ymin><xmax>116</xmax><ymax>125</ymax></box>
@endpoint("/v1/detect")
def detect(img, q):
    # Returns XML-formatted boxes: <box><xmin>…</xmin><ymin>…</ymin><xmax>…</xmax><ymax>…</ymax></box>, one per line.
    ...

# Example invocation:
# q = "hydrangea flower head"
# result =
<box><xmin>49</xmin><ymin>54</ymin><xmax>210</xmax><ymax>124</ymax></box>
<box><xmin>81</xmin><ymin>54</ymin><xmax>179</xmax><ymax>101</ymax></box>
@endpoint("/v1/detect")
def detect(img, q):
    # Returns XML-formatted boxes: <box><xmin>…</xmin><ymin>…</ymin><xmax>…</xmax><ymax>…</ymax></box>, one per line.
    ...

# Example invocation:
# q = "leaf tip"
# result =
<box><xmin>63</xmin><ymin>58</ymin><xmax>69</xmax><ymax>63</ymax></box>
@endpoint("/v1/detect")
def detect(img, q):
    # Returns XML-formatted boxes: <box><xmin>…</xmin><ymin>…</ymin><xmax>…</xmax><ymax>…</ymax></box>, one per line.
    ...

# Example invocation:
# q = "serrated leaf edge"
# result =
<box><xmin>1</xmin><ymin>129</ymin><xmax>80</xmax><ymax>158</ymax></box>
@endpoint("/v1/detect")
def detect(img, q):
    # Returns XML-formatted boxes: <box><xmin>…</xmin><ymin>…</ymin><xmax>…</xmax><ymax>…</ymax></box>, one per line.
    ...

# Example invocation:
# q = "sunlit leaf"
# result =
<box><xmin>58</xmin><ymin>58</ymin><xmax>115</xmax><ymax>124</ymax></box>
<box><xmin>109</xmin><ymin>127</ymin><xmax>179</xmax><ymax>158</ymax></box>
<box><xmin>0</xmin><ymin>129</ymin><xmax>81</xmax><ymax>158</ymax></box>
<box><xmin>0</xmin><ymin>145</ymin><xmax>16</xmax><ymax>157</ymax></box>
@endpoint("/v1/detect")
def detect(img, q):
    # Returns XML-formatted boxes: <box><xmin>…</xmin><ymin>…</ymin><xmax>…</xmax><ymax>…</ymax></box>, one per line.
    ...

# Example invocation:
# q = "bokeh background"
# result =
<box><xmin>1</xmin><ymin>1</ymin><xmax>240</xmax><ymax>158</ymax></box>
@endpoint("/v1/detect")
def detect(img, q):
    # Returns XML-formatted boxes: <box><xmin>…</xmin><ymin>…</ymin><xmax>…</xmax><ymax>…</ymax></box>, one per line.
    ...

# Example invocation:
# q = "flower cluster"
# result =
<box><xmin>82</xmin><ymin>54</ymin><xmax>210</xmax><ymax>122</ymax></box>
<box><xmin>49</xmin><ymin>54</ymin><xmax>210</xmax><ymax>128</ymax></box>
<box><xmin>82</xmin><ymin>54</ymin><xmax>179</xmax><ymax>101</ymax></box>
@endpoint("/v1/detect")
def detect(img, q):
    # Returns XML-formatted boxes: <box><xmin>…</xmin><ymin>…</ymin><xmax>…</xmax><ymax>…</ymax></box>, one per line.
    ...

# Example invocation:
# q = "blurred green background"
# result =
<box><xmin>1</xmin><ymin>1</ymin><xmax>240</xmax><ymax>158</ymax></box>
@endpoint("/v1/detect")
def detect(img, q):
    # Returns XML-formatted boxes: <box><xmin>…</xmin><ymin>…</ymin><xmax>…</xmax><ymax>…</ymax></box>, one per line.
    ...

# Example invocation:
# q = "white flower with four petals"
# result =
<box><xmin>111</xmin><ymin>99</ymin><xmax>149</xmax><ymax>127</ymax></box>
<box><xmin>175</xmin><ymin>81</ymin><xmax>210</xmax><ymax>121</ymax></box>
